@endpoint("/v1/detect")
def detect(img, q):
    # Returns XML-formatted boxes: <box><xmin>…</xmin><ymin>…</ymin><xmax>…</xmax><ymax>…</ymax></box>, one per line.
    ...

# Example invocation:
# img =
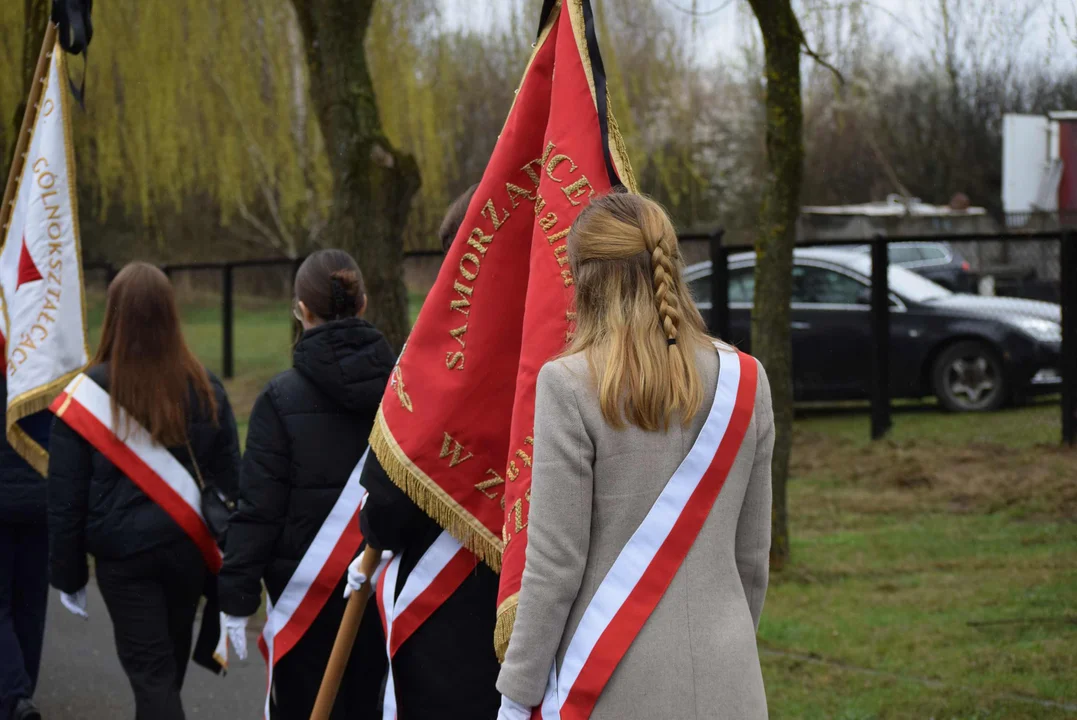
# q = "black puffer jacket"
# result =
<box><xmin>0</xmin><ymin>376</ymin><xmax>51</xmax><ymax>524</ymax></box>
<box><xmin>47</xmin><ymin>364</ymin><xmax>240</xmax><ymax>594</ymax></box>
<box><xmin>219</xmin><ymin>318</ymin><xmax>395</xmax><ymax>617</ymax></box>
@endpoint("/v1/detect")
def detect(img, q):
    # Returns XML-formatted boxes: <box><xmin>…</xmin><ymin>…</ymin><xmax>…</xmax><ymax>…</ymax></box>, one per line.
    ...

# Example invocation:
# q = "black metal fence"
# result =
<box><xmin>84</xmin><ymin>250</ymin><xmax>446</xmax><ymax>381</ymax></box>
<box><xmin>705</xmin><ymin>229</ymin><xmax>1076</xmax><ymax>445</ymax></box>
<box><xmin>84</xmin><ymin>229</ymin><xmax>1075</xmax><ymax>446</ymax></box>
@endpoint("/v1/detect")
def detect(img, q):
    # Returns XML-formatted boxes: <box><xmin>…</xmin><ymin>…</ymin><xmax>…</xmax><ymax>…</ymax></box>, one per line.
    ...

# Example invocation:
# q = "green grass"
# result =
<box><xmin>797</xmin><ymin>399</ymin><xmax>1064</xmax><ymax>449</ymax></box>
<box><xmin>87</xmin><ymin>290</ymin><xmax>427</xmax><ymax>440</ymax></box>
<box><xmin>762</xmin><ymin>405</ymin><xmax>1077</xmax><ymax>718</ymax></box>
<box><xmin>95</xmin><ymin>295</ymin><xmax>1074</xmax><ymax>717</ymax></box>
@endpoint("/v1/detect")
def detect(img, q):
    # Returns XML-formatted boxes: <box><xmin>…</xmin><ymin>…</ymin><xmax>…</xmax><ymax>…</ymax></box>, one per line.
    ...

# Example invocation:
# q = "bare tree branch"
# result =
<box><xmin>800</xmin><ymin>36</ymin><xmax>845</xmax><ymax>85</ymax></box>
<box><xmin>206</xmin><ymin>68</ymin><xmax>301</xmax><ymax>257</ymax></box>
<box><xmin>662</xmin><ymin>0</ymin><xmax>736</xmax><ymax>16</ymax></box>
<box><xmin>235</xmin><ymin>196</ymin><xmax>288</xmax><ymax>255</ymax></box>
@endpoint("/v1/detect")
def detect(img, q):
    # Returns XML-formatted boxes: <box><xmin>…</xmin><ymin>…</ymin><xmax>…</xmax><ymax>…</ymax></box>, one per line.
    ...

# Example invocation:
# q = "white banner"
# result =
<box><xmin>0</xmin><ymin>40</ymin><xmax>89</xmax><ymax>473</ymax></box>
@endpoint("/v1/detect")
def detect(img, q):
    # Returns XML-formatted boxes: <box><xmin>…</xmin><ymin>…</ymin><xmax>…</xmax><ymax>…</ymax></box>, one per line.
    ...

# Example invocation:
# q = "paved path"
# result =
<box><xmin>36</xmin><ymin>582</ymin><xmax>266</xmax><ymax>719</ymax></box>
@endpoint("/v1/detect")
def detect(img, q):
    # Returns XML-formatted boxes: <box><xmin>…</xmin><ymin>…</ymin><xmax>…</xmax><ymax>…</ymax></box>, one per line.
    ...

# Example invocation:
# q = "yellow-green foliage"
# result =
<box><xmin>1</xmin><ymin>0</ymin><xmax>331</xmax><ymax>231</ymax></box>
<box><xmin>1</xmin><ymin>0</ymin><xmax>722</xmax><ymax>254</ymax></box>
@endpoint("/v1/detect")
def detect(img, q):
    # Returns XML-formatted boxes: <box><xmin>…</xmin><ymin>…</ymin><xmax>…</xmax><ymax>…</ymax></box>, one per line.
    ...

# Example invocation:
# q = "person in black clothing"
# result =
<box><xmin>47</xmin><ymin>263</ymin><xmax>240</xmax><ymax>720</ymax></box>
<box><xmin>356</xmin><ymin>184</ymin><xmax>503</xmax><ymax>719</ymax></box>
<box><xmin>0</xmin><ymin>390</ymin><xmax>51</xmax><ymax>720</ymax></box>
<box><xmin>218</xmin><ymin>249</ymin><xmax>394</xmax><ymax>719</ymax></box>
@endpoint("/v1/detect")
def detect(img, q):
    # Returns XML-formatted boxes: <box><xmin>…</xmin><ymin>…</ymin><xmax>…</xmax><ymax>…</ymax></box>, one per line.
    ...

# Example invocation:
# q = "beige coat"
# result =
<box><xmin>497</xmin><ymin>346</ymin><xmax>774</xmax><ymax>719</ymax></box>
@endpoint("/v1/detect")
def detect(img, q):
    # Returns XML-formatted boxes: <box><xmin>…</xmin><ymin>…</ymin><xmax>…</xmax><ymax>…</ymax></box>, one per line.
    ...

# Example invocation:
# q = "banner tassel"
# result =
<box><xmin>368</xmin><ymin>412</ymin><xmax>503</xmax><ymax>573</ymax></box>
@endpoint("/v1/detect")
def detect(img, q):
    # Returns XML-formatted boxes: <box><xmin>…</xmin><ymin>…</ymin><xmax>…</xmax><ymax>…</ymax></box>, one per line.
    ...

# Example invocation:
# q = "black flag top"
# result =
<box><xmin>52</xmin><ymin>0</ymin><xmax>93</xmax><ymax>55</ymax></box>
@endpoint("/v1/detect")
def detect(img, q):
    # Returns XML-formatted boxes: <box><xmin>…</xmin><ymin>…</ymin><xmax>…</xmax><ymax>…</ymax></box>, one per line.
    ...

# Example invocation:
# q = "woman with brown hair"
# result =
<box><xmin>218</xmin><ymin>249</ymin><xmax>394</xmax><ymax>719</ymax></box>
<box><xmin>496</xmin><ymin>194</ymin><xmax>774</xmax><ymax>719</ymax></box>
<box><xmin>47</xmin><ymin>263</ymin><xmax>240</xmax><ymax>720</ymax></box>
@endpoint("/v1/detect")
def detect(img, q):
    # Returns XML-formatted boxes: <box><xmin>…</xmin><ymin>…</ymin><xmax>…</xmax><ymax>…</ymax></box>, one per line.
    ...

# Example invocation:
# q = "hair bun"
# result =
<box><xmin>329</xmin><ymin>269</ymin><xmax>360</xmax><ymax>319</ymax></box>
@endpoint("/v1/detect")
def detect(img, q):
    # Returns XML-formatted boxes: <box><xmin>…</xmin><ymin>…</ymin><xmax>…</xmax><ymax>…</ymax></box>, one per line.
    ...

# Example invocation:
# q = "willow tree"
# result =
<box><xmin>289</xmin><ymin>0</ymin><xmax>420</xmax><ymax>350</ymax></box>
<box><xmin>1</xmin><ymin>0</ymin><xmax>333</xmax><ymax>264</ymax></box>
<box><xmin>746</xmin><ymin>0</ymin><xmax>805</xmax><ymax>570</ymax></box>
<box><xmin>2</xmin><ymin>0</ymin><xmax>48</xmax><ymax>171</ymax></box>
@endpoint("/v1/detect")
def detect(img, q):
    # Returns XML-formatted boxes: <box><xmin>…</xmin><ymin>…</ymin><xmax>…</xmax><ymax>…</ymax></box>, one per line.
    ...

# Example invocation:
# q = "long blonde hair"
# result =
<box><xmin>567</xmin><ymin>192</ymin><xmax>712</xmax><ymax>431</ymax></box>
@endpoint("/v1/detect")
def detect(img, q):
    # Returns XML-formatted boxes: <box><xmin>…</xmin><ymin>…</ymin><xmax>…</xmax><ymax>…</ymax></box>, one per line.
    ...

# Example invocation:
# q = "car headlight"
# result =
<box><xmin>1012</xmin><ymin>317</ymin><xmax>1062</xmax><ymax>343</ymax></box>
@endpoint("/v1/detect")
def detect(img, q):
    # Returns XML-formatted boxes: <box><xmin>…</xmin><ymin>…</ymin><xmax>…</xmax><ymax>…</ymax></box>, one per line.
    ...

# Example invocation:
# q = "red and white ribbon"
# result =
<box><xmin>257</xmin><ymin>450</ymin><xmax>371</xmax><ymax>719</ymax></box>
<box><xmin>376</xmin><ymin>530</ymin><xmax>477</xmax><ymax>720</ymax></box>
<box><xmin>533</xmin><ymin>349</ymin><xmax>758</xmax><ymax>720</ymax></box>
<box><xmin>51</xmin><ymin>374</ymin><xmax>223</xmax><ymax>573</ymax></box>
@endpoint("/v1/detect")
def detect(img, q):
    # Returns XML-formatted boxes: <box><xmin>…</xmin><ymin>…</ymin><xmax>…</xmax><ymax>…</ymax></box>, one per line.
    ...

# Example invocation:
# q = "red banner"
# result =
<box><xmin>367</xmin><ymin>0</ymin><xmax>635</xmax><ymax>659</ymax></box>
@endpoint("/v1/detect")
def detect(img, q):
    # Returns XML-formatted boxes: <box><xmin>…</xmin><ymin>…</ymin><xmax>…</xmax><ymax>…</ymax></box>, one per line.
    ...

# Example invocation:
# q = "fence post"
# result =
<box><xmin>222</xmin><ymin>264</ymin><xmax>234</xmax><ymax>380</ymax></box>
<box><xmin>870</xmin><ymin>235</ymin><xmax>892</xmax><ymax>440</ymax></box>
<box><xmin>708</xmin><ymin>228</ymin><xmax>729</xmax><ymax>340</ymax></box>
<box><xmin>1061</xmin><ymin>231</ymin><xmax>1076</xmax><ymax>446</ymax></box>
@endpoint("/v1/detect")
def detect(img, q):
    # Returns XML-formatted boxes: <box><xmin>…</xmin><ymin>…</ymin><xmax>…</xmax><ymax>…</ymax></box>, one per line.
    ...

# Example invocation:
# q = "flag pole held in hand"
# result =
<box><xmin>310</xmin><ymin>544</ymin><xmax>381</xmax><ymax>720</ymax></box>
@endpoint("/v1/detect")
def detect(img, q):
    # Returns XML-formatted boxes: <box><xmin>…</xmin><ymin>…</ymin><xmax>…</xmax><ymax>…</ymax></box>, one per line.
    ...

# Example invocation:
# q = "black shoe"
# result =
<box><xmin>13</xmin><ymin>698</ymin><xmax>41</xmax><ymax>720</ymax></box>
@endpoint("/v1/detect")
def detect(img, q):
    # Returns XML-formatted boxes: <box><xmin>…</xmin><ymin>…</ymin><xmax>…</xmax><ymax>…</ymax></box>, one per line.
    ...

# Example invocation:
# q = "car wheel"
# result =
<box><xmin>932</xmin><ymin>341</ymin><xmax>1007</xmax><ymax>412</ymax></box>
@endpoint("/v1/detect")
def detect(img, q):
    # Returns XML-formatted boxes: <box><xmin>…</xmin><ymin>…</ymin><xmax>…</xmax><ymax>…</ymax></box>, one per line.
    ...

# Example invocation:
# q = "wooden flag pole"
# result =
<box><xmin>309</xmin><ymin>544</ymin><xmax>382</xmax><ymax>720</ymax></box>
<box><xmin>1</xmin><ymin>22</ymin><xmax>57</xmax><ymax>239</ymax></box>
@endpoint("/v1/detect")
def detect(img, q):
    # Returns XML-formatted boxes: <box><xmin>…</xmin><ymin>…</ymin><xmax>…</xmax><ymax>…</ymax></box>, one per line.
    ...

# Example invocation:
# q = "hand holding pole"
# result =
<box><xmin>309</xmin><ymin>544</ymin><xmax>382</xmax><ymax>720</ymax></box>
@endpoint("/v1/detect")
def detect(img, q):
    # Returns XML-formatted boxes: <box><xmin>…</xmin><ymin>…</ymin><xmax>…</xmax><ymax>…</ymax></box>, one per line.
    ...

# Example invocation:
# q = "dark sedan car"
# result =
<box><xmin>849</xmin><ymin>241</ymin><xmax>976</xmax><ymax>292</ymax></box>
<box><xmin>687</xmin><ymin>248</ymin><xmax>1062</xmax><ymax>412</ymax></box>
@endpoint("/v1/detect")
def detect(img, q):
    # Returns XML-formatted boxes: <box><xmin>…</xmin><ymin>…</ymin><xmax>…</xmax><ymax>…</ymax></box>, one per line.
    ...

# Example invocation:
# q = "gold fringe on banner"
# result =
<box><xmin>2</xmin><ymin>36</ymin><xmax>90</xmax><ymax>477</ymax></box>
<box><xmin>368</xmin><ymin>409</ymin><xmax>504</xmax><ymax>572</ymax></box>
<box><xmin>494</xmin><ymin>593</ymin><xmax>519</xmax><ymax>662</ymax></box>
<box><xmin>6</xmin><ymin>371</ymin><xmax>79</xmax><ymax>476</ymax></box>
<box><xmin>491</xmin><ymin>1</ymin><xmax>638</xmax><ymax>665</ymax></box>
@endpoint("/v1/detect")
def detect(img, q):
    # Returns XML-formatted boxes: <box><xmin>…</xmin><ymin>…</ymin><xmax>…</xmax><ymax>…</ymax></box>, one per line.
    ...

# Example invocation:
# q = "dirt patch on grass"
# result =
<box><xmin>792</xmin><ymin>429</ymin><xmax>1077</xmax><ymax>520</ymax></box>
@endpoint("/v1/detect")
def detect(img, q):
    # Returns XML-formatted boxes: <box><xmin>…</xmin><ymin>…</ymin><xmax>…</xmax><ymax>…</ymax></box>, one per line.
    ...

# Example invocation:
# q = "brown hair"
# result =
<box><xmin>439</xmin><ymin>184</ymin><xmax>479</xmax><ymax>254</ymax></box>
<box><xmin>294</xmin><ymin>249</ymin><xmax>366</xmax><ymax>322</ymax></box>
<box><xmin>93</xmin><ymin>263</ymin><xmax>217</xmax><ymax>447</ymax></box>
<box><xmin>567</xmin><ymin>193</ymin><xmax>712</xmax><ymax>431</ymax></box>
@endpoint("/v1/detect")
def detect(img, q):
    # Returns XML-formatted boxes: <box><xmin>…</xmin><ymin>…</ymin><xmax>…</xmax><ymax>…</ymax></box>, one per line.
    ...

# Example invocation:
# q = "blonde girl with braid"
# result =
<box><xmin>497</xmin><ymin>193</ymin><xmax>774</xmax><ymax>720</ymax></box>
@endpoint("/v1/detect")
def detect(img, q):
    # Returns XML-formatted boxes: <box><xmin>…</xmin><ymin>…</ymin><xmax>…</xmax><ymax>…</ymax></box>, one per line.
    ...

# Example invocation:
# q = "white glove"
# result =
<box><xmin>343</xmin><ymin>553</ymin><xmax>368</xmax><ymax>599</ymax></box>
<box><xmin>497</xmin><ymin>695</ymin><xmax>532</xmax><ymax>720</ymax></box>
<box><xmin>221</xmin><ymin>613</ymin><xmax>249</xmax><ymax>661</ymax></box>
<box><xmin>343</xmin><ymin>550</ymin><xmax>393</xmax><ymax>599</ymax></box>
<box><xmin>60</xmin><ymin>587</ymin><xmax>88</xmax><ymax>619</ymax></box>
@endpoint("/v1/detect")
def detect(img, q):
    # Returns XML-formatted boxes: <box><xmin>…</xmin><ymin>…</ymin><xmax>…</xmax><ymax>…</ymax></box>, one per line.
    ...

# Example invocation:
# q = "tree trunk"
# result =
<box><xmin>5</xmin><ymin>0</ymin><xmax>49</xmax><ymax>172</ymax></box>
<box><xmin>290</xmin><ymin>0</ymin><xmax>420</xmax><ymax>352</ymax></box>
<box><xmin>746</xmin><ymin>0</ymin><xmax>804</xmax><ymax>571</ymax></box>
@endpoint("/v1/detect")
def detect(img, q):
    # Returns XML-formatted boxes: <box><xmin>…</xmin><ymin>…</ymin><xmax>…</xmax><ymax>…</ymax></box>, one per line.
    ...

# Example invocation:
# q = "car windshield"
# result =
<box><xmin>889</xmin><ymin>264</ymin><xmax>953</xmax><ymax>303</ymax></box>
<box><xmin>688</xmin><ymin>254</ymin><xmax>954</xmax><ymax>305</ymax></box>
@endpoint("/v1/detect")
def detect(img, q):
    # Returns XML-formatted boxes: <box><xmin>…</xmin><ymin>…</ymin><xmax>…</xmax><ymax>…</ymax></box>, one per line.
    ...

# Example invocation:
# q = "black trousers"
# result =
<box><xmin>271</xmin><ymin>577</ymin><xmax>386</xmax><ymax>720</ymax></box>
<box><xmin>96</xmin><ymin>540</ymin><xmax>205</xmax><ymax>720</ymax></box>
<box><xmin>0</xmin><ymin>521</ymin><xmax>48</xmax><ymax>720</ymax></box>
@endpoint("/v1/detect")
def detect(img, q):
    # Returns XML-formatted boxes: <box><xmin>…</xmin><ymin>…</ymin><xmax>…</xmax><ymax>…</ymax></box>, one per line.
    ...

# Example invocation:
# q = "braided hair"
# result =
<box><xmin>565</xmin><ymin>193</ymin><xmax>711</xmax><ymax>431</ymax></box>
<box><xmin>642</xmin><ymin>223</ymin><xmax>682</xmax><ymax>347</ymax></box>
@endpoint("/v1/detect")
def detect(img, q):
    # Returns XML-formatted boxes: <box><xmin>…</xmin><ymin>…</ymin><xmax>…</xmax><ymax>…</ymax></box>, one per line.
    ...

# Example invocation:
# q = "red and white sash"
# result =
<box><xmin>50</xmin><ymin>373</ymin><xmax>224</xmax><ymax>574</ymax></box>
<box><xmin>257</xmin><ymin>450</ymin><xmax>371</xmax><ymax>719</ymax></box>
<box><xmin>376</xmin><ymin>530</ymin><xmax>477</xmax><ymax>720</ymax></box>
<box><xmin>533</xmin><ymin>349</ymin><xmax>758</xmax><ymax>720</ymax></box>
<box><xmin>51</xmin><ymin>373</ymin><xmax>231</xmax><ymax>669</ymax></box>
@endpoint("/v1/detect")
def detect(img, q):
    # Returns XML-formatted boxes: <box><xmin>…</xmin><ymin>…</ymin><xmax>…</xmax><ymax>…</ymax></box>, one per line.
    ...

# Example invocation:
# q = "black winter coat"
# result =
<box><xmin>360</xmin><ymin>455</ymin><xmax>502</xmax><ymax>718</ymax></box>
<box><xmin>47</xmin><ymin>364</ymin><xmax>240</xmax><ymax>594</ymax></box>
<box><xmin>218</xmin><ymin>318</ymin><xmax>395</xmax><ymax>617</ymax></box>
<box><xmin>0</xmin><ymin>375</ymin><xmax>51</xmax><ymax>524</ymax></box>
